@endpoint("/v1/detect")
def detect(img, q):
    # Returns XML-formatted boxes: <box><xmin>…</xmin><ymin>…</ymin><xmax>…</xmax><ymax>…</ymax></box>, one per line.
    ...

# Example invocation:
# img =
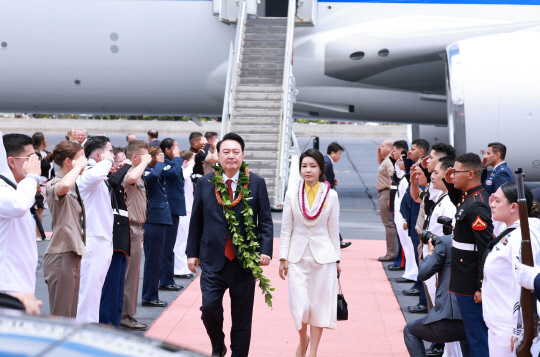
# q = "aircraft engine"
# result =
<box><xmin>446</xmin><ymin>29</ymin><xmax>540</xmax><ymax>181</ymax></box>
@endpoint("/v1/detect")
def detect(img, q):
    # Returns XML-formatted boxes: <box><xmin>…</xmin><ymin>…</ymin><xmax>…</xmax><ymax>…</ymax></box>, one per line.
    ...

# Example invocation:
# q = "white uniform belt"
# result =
<box><xmin>391</xmin><ymin>185</ymin><xmax>398</xmax><ymax>190</ymax></box>
<box><xmin>113</xmin><ymin>209</ymin><xmax>129</xmax><ymax>218</ymax></box>
<box><xmin>452</xmin><ymin>239</ymin><xmax>477</xmax><ymax>251</ymax></box>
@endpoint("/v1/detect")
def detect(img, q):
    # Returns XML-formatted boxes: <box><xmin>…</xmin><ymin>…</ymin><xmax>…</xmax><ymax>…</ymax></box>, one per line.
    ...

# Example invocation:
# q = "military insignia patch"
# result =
<box><xmin>485</xmin><ymin>180</ymin><xmax>492</xmax><ymax>185</ymax></box>
<box><xmin>472</xmin><ymin>216</ymin><xmax>487</xmax><ymax>231</ymax></box>
<box><xmin>144</xmin><ymin>171</ymin><xmax>150</xmax><ymax>176</ymax></box>
<box><xmin>164</xmin><ymin>165</ymin><xmax>171</xmax><ymax>170</ymax></box>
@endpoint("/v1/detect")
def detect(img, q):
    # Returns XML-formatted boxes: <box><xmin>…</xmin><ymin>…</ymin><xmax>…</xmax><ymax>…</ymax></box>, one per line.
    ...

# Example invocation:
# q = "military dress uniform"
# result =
<box><xmin>482</xmin><ymin>161</ymin><xmax>513</xmax><ymax>196</ymax></box>
<box><xmin>449</xmin><ymin>183</ymin><xmax>493</xmax><ymax>357</ymax></box>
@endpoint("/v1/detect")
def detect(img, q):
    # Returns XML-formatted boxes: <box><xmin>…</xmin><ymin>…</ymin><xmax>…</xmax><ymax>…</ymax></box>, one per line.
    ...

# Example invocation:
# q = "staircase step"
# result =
<box><xmin>234</xmin><ymin>92</ymin><xmax>282</xmax><ymax>101</ymax></box>
<box><xmin>244</xmin><ymin>25</ymin><xmax>287</xmax><ymax>34</ymax></box>
<box><xmin>246</xmin><ymin>18</ymin><xmax>288</xmax><ymax>26</ymax></box>
<box><xmin>239</xmin><ymin>62</ymin><xmax>284</xmax><ymax>70</ymax></box>
<box><xmin>232</xmin><ymin>117</ymin><xmax>281</xmax><ymax>126</ymax></box>
<box><xmin>241</xmin><ymin>54</ymin><xmax>284</xmax><ymax>63</ymax></box>
<box><xmin>247</xmin><ymin>167</ymin><xmax>278</xmax><ymax>178</ymax></box>
<box><xmin>242</xmin><ymin>142</ymin><xmax>280</xmax><ymax>151</ymax></box>
<box><xmin>242</xmin><ymin>47</ymin><xmax>285</xmax><ymax>56</ymax></box>
<box><xmin>232</xmin><ymin>108</ymin><xmax>281</xmax><ymax>117</ymax></box>
<box><xmin>235</xmin><ymin>85</ymin><xmax>282</xmax><ymax>93</ymax></box>
<box><xmin>240</xmin><ymin>133</ymin><xmax>280</xmax><ymax>142</ymax></box>
<box><xmin>244</xmin><ymin>160</ymin><xmax>278</xmax><ymax>169</ymax></box>
<box><xmin>238</xmin><ymin>77</ymin><xmax>282</xmax><ymax>85</ymax></box>
<box><xmin>231</xmin><ymin>125</ymin><xmax>280</xmax><ymax>134</ymax></box>
<box><xmin>244</xmin><ymin>33</ymin><xmax>286</xmax><ymax>41</ymax></box>
<box><xmin>234</xmin><ymin>101</ymin><xmax>281</xmax><ymax>109</ymax></box>
<box><xmin>239</xmin><ymin>69</ymin><xmax>283</xmax><ymax>78</ymax></box>
<box><xmin>242</xmin><ymin>40</ymin><xmax>286</xmax><ymax>48</ymax></box>
<box><xmin>244</xmin><ymin>151</ymin><xmax>280</xmax><ymax>160</ymax></box>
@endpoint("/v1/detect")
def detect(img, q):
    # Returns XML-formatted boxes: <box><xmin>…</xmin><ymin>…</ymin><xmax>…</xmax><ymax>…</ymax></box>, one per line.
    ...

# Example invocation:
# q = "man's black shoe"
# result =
<box><xmin>173</xmin><ymin>274</ymin><xmax>194</xmax><ymax>279</ymax></box>
<box><xmin>159</xmin><ymin>284</ymin><xmax>184</xmax><ymax>291</ymax></box>
<box><xmin>408</xmin><ymin>303</ymin><xmax>428</xmax><ymax>313</ymax></box>
<box><xmin>340</xmin><ymin>241</ymin><xmax>352</xmax><ymax>249</ymax></box>
<box><xmin>142</xmin><ymin>300</ymin><xmax>168</xmax><ymax>307</ymax></box>
<box><xmin>396</xmin><ymin>277</ymin><xmax>416</xmax><ymax>283</ymax></box>
<box><xmin>388</xmin><ymin>264</ymin><xmax>405</xmax><ymax>271</ymax></box>
<box><xmin>211</xmin><ymin>345</ymin><xmax>227</xmax><ymax>357</ymax></box>
<box><xmin>402</xmin><ymin>288</ymin><xmax>420</xmax><ymax>296</ymax></box>
<box><xmin>426</xmin><ymin>345</ymin><xmax>444</xmax><ymax>356</ymax></box>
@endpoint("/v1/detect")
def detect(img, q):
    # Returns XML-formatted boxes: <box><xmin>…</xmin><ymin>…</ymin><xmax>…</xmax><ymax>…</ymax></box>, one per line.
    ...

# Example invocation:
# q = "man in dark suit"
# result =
<box><xmin>148</xmin><ymin>129</ymin><xmax>160</xmax><ymax>147</ymax></box>
<box><xmin>187</xmin><ymin>133</ymin><xmax>273</xmax><ymax>357</ymax></box>
<box><xmin>324</xmin><ymin>141</ymin><xmax>351</xmax><ymax>249</ymax></box>
<box><xmin>159</xmin><ymin>138</ymin><xmax>185</xmax><ymax>291</ymax></box>
<box><xmin>403</xmin><ymin>235</ymin><xmax>469</xmax><ymax>357</ymax></box>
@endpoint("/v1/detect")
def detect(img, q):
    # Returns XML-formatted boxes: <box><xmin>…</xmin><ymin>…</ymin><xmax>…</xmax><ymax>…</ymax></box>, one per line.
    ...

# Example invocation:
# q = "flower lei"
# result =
<box><xmin>211</xmin><ymin>161</ymin><xmax>274</xmax><ymax>308</ymax></box>
<box><xmin>294</xmin><ymin>179</ymin><xmax>331</xmax><ymax>227</ymax></box>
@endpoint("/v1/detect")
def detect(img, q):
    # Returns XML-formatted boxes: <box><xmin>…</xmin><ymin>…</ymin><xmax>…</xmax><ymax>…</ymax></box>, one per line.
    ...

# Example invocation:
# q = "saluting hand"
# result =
<box><xmin>173</xmin><ymin>146</ymin><xmax>180</xmax><ymax>158</ymax></box>
<box><xmin>445</xmin><ymin>167</ymin><xmax>455</xmax><ymax>184</ymax></box>
<box><xmin>421</xmin><ymin>156</ymin><xmax>429</xmax><ymax>169</ymax></box>
<box><xmin>23</xmin><ymin>154</ymin><xmax>41</xmax><ymax>176</ymax></box>
<box><xmin>157</xmin><ymin>152</ymin><xmax>165</xmax><ymax>163</ymax></box>
<box><xmin>141</xmin><ymin>153</ymin><xmax>152</xmax><ymax>164</ymax></box>
<box><xmin>73</xmin><ymin>156</ymin><xmax>88</xmax><ymax>169</ymax></box>
<box><xmin>482</xmin><ymin>155</ymin><xmax>489</xmax><ymax>169</ymax></box>
<box><xmin>101</xmin><ymin>150</ymin><xmax>114</xmax><ymax>161</ymax></box>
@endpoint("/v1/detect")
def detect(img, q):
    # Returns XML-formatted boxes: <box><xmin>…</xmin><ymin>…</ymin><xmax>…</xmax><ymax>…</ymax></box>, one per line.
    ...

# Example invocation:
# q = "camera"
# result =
<box><xmin>421</xmin><ymin>216</ymin><xmax>453</xmax><ymax>245</ymax></box>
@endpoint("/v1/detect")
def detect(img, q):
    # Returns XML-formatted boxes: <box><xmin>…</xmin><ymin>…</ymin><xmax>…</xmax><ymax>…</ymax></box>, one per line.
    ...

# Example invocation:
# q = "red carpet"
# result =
<box><xmin>145</xmin><ymin>239</ymin><xmax>408</xmax><ymax>356</ymax></box>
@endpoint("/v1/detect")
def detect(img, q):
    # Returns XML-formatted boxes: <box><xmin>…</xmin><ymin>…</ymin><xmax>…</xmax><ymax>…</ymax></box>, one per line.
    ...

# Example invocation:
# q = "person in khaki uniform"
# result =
<box><xmin>43</xmin><ymin>141</ymin><xmax>87</xmax><ymax>318</ymax></box>
<box><xmin>377</xmin><ymin>139</ymin><xmax>398</xmax><ymax>261</ymax></box>
<box><xmin>120</xmin><ymin>140</ymin><xmax>152</xmax><ymax>330</ymax></box>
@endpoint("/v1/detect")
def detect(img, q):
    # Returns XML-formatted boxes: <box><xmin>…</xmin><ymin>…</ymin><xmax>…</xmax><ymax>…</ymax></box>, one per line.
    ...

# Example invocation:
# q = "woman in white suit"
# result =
<box><xmin>279</xmin><ymin>148</ymin><xmax>341</xmax><ymax>357</ymax></box>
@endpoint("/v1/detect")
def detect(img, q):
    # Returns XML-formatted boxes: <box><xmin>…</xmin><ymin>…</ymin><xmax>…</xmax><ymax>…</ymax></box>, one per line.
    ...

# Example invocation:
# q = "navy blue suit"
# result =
<box><xmin>186</xmin><ymin>171</ymin><xmax>273</xmax><ymax>357</ymax></box>
<box><xmin>482</xmin><ymin>162</ymin><xmax>513</xmax><ymax>195</ymax></box>
<box><xmin>324</xmin><ymin>155</ymin><xmax>335</xmax><ymax>189</ymax></box>
<box><xmin>160</xmin><ymin>155</ymin><xmax>185</xmax><ymax>286</ymax></box>
<box><xmin>142</xmin><ymin>162</ymin><xmax>172</xmax><ymax>301</ymax></box>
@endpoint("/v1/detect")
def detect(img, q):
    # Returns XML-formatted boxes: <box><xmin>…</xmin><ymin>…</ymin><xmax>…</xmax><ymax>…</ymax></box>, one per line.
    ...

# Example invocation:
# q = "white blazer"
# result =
<box><xmin>279</xmin><ymin>183</ymin><xmax>340</xmax><ymax>264</ymax></box>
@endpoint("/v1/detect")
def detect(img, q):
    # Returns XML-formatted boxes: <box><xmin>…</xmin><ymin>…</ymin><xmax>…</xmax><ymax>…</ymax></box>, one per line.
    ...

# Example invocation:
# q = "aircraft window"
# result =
<box><xmin>1</xmin><ymin>42</ymin><xmax>6</xmax><ymax>48</ymax></box>
<box><xmin>378</xmin><ymin>49</ymin><xmax>389</xmax><ymax>57</ymax></box>
<box><xmin>74</xmin><ymin>80</ymin><xmax>81</xmax><ymax>85</ymax></box>
<box><xmin>350</xmin><ymin>51</ymin><xmax>365</xmax><ymax>60</ymax></box>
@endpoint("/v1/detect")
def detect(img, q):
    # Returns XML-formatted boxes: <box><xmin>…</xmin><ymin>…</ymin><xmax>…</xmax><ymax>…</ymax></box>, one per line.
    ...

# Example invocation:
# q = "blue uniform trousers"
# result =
<box><xmin>200</xmin><ymin>258</ymin><xmax>256</xmax><ymax>357</ymax></box>
<box><xmin>99</xmin><ymin>251</ymin><xmax>127</xmax><ymax>326</ymax></box>
<box><xmin>142</xmin><ymin>223</ymin><xmax>167</xmax><ymax>301</ymax></box>
<box><xmin>454</xmin><ymin>294</ymin><xmax>489</xmax><ymax>357</ymax></box>
<box><xmin>160</xmin><ymin>214</ymin><xmax>180</xmax><ymax>286</ymax></box>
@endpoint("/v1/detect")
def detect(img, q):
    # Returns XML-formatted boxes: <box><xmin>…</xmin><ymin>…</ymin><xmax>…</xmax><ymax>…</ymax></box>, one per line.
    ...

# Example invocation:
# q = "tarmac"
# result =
<box><xmin>27</xmin><ymin>132</ymin><xmax>424</xmax><ymax>356</ymax></box>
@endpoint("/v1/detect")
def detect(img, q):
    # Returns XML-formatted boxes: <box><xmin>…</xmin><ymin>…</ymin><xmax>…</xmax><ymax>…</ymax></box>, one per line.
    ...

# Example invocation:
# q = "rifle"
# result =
<box><xmin>516</xmin><ymin>168</ymin><xmax>538</xmax><ymax>357</ymax></box>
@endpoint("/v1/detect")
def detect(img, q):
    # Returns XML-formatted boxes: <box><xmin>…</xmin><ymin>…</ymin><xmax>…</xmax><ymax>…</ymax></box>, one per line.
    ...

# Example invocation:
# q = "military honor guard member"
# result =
<box><xmin>0</xmin><ymin>133</ymin><xmax>42</xmax><ymax>295</ymax></box>
<box><xmin>187</xmin><ymin>133</ymin><xmax>273</xmax><ymax>357</ymax></box>
<box><xmin>121</xmin><ymin>140</ymin><xmax>152</xmax><ymax>329</ymax></box>
<box><xmin>76</xmin><ymin>137</ymin><xmax>115</xmax><ymax>323</ymax></box>
<box><xmin>481</xmin><ymin>142</ymin><xmax>513</xmax><ymax>196</ymax></box>
<box><xmin>377</xmin><ymin>139</ymin><xmax>398</xmax><ymax>261</ymax></box>
<box><xmin>141</xmin><ymin>145</ymin><xmax>172</xmax><ymax>307</ymax></box>
<box><xmin>448</xmin><ymin>153</ymin><xmax>493</xmax><ymax>357</ymax></box>
<box><xmin>159</xmin><ymin>138</ymin><xmax>185</xmax><ymax>291</ymax></box>
<box><xmin>43</xmin><ymin>141</ymin><xmax>87</xmax><ymax>318</ymax></box>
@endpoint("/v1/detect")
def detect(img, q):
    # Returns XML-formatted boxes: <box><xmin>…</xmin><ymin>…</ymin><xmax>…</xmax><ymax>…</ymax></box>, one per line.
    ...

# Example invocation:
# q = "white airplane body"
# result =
<box><xmin>1</xmin><ymin>0</ymin><xmax>540</xmax><ymax>176</ymax></box>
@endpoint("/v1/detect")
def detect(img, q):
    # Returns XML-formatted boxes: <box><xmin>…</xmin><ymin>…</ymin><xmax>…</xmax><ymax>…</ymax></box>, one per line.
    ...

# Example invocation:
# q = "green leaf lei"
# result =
<box><xmin>210</xmin><ymin>161</ymin><xmax>274</xmax><ymax>308</ymax></box>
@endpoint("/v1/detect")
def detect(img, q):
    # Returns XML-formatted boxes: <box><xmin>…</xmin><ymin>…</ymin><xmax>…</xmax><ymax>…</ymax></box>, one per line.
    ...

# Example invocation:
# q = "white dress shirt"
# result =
<box><xmin>223</xmin><ymin>170</ymin><xmax>240</xmax><ymax>194</ymax></box>
<box><xmin>76</xmin><ymin>158</ymin><xmax>114</xmax><ymax>240</ymax></box>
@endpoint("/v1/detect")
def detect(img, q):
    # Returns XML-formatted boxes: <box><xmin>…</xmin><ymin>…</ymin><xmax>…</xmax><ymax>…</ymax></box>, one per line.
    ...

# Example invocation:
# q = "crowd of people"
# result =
<box><xmin>0</xmin><ymin>128</ymin><xmax>219</xmax><ymax>331</ymax></box>
<box><xmin>376</xmin><ymin>138</ymin><xmax>540</xmax><ymax>357</ymax></box>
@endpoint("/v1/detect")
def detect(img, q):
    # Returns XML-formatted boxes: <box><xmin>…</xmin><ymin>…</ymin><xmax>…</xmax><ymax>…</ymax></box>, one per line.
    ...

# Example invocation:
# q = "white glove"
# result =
<box><xmin>515</xmin><ymin>262</ymin><xmax>540</xmax><ymax>291</ymax></box>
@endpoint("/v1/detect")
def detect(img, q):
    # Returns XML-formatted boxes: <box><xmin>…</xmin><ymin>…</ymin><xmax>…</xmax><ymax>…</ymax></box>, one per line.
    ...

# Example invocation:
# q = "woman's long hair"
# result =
<box><xmin>47</xmin><ymin>141</ymin><xmax>83</xmax><ymax>167</ymax></box>
<box><xmin>299</xmin><ymin>148</ymin><xmax>327</xmax><ymax>183</ymax></box>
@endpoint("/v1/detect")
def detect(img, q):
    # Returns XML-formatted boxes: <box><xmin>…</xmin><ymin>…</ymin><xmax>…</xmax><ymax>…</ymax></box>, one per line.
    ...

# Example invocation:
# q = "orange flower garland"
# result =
<box><xmin>214</xmin><ymin>167</ymin><xmax>250</xmax><ymax>207</ymax></box>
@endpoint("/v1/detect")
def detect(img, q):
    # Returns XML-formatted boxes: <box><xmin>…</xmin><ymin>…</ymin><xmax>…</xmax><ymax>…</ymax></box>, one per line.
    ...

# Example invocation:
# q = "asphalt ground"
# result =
<box><xmin>25</xmin><ymin>132</ymin><xmax>422</xmax><ymax>340</ymax></box>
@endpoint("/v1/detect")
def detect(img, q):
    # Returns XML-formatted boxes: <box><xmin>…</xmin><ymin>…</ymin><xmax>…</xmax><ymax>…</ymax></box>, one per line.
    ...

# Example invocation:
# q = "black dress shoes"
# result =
<box><xmin>142</xmin><ymin>300</ymin><xmax>168</xmax><ymax>307</ymax></box>
<box><xmin>388</xmin><ymin>264</ymin><xmax>405</xmax><ymax>271</ymax></box>
<box><xmin>408</xmin><ymin>303</ymin><xmax>428</xmax><ymax>313</ymax></box>
<box><xmin>425</xmin><ymin>344</ymin><xmax>444</xmax><ymax>356</ymax></box>
<box><xmin>396</xmin><ymin>277</ymin><xmax>416</xmax><ymax>283</ymax></box>
<box><xmin>402</xmin><ymin>288</ymin><xmax>420</xmax><ymax>296</ymax></box>
<box><xmin>340</xmin><ymin>241</ymin><xmax>352</xmax><ymax>249</ymax></box>
<box><xmin>173</xmin><ymin>274</ymin><xmax>194</xmax><ymax>279</ymax></box>
<box><xmin>159</xmin><ymin>284</ymin><xmax>184</xmax><ymax>291</ymax></box>
<box><xmin>211</xmin><ymin>345</ymin><xmax>227</xmax><ymax>357</ymax></box>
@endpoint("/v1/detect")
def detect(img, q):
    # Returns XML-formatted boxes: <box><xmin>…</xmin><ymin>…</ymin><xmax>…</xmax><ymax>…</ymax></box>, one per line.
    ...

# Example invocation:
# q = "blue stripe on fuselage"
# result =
<box><xmin>321</xmin><ymin>0</ymin><xmax>540</xmax><ymax>3</ymax></box>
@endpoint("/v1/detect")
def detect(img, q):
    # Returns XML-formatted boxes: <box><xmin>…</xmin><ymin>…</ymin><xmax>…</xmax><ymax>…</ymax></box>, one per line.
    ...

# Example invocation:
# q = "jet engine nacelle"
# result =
<box><xmin>446</xmin><ymin>29</ymin><xmax>540</xmax><ymax>181</ymax></box>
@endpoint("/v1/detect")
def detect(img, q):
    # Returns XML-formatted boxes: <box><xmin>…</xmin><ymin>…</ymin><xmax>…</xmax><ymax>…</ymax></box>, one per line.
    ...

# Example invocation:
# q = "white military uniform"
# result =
<box><xmin>483</xmin><ymin>218</ymin><xmax>540</xmax><ymax>357</ymax></box>
<box><xmin>174</xmin><ymin>164</ymin><xmax>193</xmax><ymax>275</ymax></box>
<box><xmin>0</xmin><ymin>132</ymin><xmax>40</xmax><ymax>294</ymax></box>
<box><xmin>76</xmin><ymin>158</ymin><xmax>114</xmax><ymax>323</ymax></box>
<box><xmin>393</xmin><ymin>164</ymin><xmax>417</xmax><ymax>281</ymax></box>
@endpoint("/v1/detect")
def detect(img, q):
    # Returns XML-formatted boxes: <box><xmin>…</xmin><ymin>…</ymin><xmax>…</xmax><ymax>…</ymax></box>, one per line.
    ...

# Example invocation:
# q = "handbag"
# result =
<box><xmin>337</xmin><ymin>277</ymin><xmax>348</xmax><ymax>321</ymax></box>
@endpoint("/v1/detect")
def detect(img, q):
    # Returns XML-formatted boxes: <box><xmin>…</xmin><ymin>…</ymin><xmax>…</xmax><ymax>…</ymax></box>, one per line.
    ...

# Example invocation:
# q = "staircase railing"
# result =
<box><xmin>220</xmin><ymin>0</ymin><xmax>248</xmax><ymax>138</ymax></box>
<box><xmin>276</xmin><ymin>0</ymin><xmax>297</xmax><ymax>208</ymax></box>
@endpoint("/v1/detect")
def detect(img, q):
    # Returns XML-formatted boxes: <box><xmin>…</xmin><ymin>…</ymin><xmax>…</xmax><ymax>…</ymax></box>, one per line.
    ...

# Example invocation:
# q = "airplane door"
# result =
<box><xmin>266</xmin><ymin>0</ymin><xmax>288</xmax><ymax>17</ymax></box>
<box><xmin>263</xmin><ymin>0</ymin><xmax>317</xmax><ymax>25</ymax></box>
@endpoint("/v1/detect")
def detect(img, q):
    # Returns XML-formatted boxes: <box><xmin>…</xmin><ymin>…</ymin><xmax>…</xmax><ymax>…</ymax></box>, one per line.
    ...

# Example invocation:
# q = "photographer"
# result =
<box><xmin>403</xmin><ymin>226</ymin><xmax>468</xmax><ymax>357</ymax></box>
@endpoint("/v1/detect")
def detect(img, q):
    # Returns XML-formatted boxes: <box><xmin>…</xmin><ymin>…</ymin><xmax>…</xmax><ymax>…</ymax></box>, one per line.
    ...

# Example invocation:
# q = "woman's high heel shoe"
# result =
<box><xmin>295</xmin><ymin>335</ymin><xmax>310</xmax><ymax>357</ymax></box>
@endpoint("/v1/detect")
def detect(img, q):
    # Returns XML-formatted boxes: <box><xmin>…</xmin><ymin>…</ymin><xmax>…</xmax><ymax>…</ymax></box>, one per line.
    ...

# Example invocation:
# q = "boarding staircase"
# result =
<box><xmin>221</xmin><ymin>0</ymin><xmax>300</xmax><ymax>209</ymax></box>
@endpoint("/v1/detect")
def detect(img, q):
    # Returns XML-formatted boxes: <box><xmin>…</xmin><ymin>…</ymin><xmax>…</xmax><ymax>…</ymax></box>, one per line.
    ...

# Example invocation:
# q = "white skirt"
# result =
<box><xmin>288</xmin><ymin>245</ymin><xmax>338</xmax><ymax>331</ymax></box>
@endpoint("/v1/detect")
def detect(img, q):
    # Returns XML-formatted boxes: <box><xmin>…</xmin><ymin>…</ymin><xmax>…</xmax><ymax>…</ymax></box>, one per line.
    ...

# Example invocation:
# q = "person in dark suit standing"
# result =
<box><xmin>324</xmin><ymin>141</ymin><xmax>351</xmax><ymax>249</ymax></box>
<box><xmin>141</xmin><ymin>146</ymin><xmax>172</xmax><ymax>307</ymax></box>
<box><xmin>187</xmin><ymin>133</ymin><xmax>273</xmax><ymax>357</ymax></box>
<box><xmin>159</xmin><ymin>138</ymin><xmax>185</xmax><ymax>291</ymax></box>
<box><xmin>148</xmin><ymin>130</ymin><xmax>160</xmax><ymax>147</ymax></box>
<box><xmin>403</xmin><ymin>235</ymin><xmax>469</xmax><ymax>357</ymax></box>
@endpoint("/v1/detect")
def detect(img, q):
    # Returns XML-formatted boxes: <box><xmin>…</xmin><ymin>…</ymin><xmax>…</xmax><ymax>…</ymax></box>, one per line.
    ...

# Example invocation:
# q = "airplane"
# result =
<box><xmin>1</xmin><ymin>0</ymin><xmax>540</xmax><ymax>185</ymax></box>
